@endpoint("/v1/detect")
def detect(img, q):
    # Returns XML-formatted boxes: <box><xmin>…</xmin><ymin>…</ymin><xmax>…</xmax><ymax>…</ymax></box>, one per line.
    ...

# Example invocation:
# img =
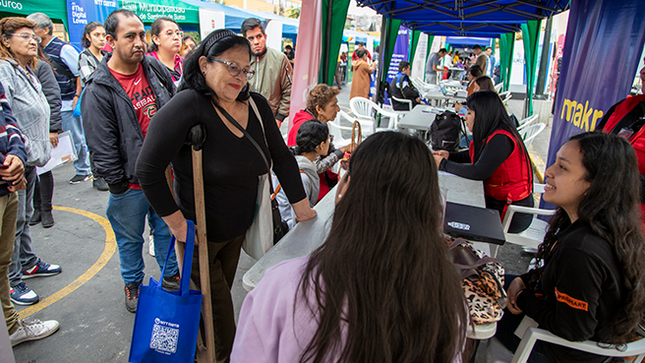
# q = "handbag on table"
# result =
<box><xmin>129</xmin><ymin>220</ymin><xmax>202</xmax><ymax>363</ymax></box>
<box><xmin>446</xmin><ymin>238</ymin><xmax>507</xmax><ymax>325</ymax></box>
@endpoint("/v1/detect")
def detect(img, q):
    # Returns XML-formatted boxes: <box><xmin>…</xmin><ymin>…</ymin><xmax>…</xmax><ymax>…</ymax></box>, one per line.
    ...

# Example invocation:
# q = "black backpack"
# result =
<box><xmin>430</xmin><ymin>111</ymin><xmax>464</xmax><ymax>151</ymax></box>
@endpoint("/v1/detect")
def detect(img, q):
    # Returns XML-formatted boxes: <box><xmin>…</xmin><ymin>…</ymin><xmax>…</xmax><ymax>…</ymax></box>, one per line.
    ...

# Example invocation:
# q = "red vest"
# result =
<box><xmin>469</xmin><ymin>129</ymin><xmax>533</xmax><ymax>204</ymax></box>
<box><xmin>600</xmin><ymin>94</ymin><xmax>645</xmax><ymax>228</ymax></box>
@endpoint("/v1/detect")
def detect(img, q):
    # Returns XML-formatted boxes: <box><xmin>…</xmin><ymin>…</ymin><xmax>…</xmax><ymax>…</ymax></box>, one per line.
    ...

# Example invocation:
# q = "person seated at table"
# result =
<box><xmin>455</xmin><ymin>76</ymin><xmax>496</xmax><ymax>115</ymax></box>
<box><xmin>273</xmin><ymin>120</ymin><xmax>328</xmax><ymax>229</ymax></box>
<box><xmin>433</xmin><ymin>91</ymin><xmax>534</xmax><ymax>233</ymax></box>
<box><xmin>289</xmin><ymin>83</ymin><xmax>353</xmax><ymax>201</ymax></box>
<box><xmin>454</xmin><ymin>66</ymin><xmax>483</xmax><ymax>113</ymax></box>
<box><xmin>390</xmin><ymin>60</ymin><xmax>421</xmax><ymax>110</ymax></box>
<box><xmin>231</xmin><ymin>131</ymin><xmax>468</xmax><ymax>363</ymax></box>
<box><xmin>493</xmin><ymin>132</ymin><xmax>645</xmax><ymax>363</ymax></box>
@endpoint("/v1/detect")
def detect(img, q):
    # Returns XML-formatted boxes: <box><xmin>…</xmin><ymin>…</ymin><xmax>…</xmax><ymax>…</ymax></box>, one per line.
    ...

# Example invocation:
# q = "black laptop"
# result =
<box><xmin>443</xmin><ymin>202</ymin><xmax>506</xmax><ymax>245</ymax></box>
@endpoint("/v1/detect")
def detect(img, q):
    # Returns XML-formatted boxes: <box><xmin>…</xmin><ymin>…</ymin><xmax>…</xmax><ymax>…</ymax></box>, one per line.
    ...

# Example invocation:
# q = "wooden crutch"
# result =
<box><xmin>167</xmin><ymin>124</ymin><xmax>216</xmax><ymax>363</ymax></box>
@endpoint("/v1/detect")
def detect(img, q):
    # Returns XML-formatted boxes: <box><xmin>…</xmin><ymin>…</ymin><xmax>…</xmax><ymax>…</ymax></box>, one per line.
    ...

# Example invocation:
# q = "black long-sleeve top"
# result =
<box><xmin>136</xmin><ymin>90</ymin><xmax>306</xmax><ymax>242</ymax></box>
<box><xmin>516</xmin><ymin>221</ymin><xmax>625</xmax><ymax>363</ymax></box>
<box><xmin>438</xmin><ymin>134</ymin><xmax>513</xmax><ymax>180</ymax></box>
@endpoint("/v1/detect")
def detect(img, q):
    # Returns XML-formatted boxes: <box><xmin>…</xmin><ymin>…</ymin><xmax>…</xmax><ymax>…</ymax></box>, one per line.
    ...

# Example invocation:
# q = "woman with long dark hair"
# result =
<box><xmin>136</xmin><ymin>29</ymin><xmax>315</xmax><ymax>361</ymax></box>
<box><xmin>147</xmin><ymin>17</ymin><xmax>183</xmax><ymax>84</ymax></box>
<box><xmin>434</xmin><ymin>90</ymin><xmax>534</xmax><ymax>232</ymax></box>
<box><xmin>496</xmin><ymin>132</ymin><xmax>645</xmax><ymax>362</ymax></box>
<box><xmin>232</xmin><ymin>131</ymin><xmax>467</xmax><ymax>363</ymax></box>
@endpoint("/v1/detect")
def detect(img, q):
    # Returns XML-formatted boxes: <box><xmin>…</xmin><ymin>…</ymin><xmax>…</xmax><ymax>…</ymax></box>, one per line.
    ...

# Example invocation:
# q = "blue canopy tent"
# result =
<box><xmin>234</xmin><ymin>8</ymin><xmax>300</xmax><ymax>42</ymax></box>
<box><xmin>445</xmin><ymin>36</ymin><xmax>493</xmax><ymax>49</ymax></box>
<box><xmin>355</xmin><ymin>0</ymin><xmax>570</xmax><ymax>114</ymax></box>
<box><xmin>180</xmin><ymin>0</ymin><xmax>264</xmax><ymax>30</ymax></box>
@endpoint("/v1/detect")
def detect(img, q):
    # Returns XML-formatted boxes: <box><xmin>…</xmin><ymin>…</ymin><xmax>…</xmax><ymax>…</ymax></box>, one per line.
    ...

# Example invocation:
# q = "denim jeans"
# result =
<box><xmin>61</xmin><ymin>110</ymin><xmax>91</xmax><ymax>176</ymax></box>
<box><xmin>8</xmin><ymin>166</ymin><xmax>39</xmax><ymax>286</ymax></box>
<box><xmin>106</xmin><ymin>188</ymin><xmax>178</xmax><ymax>284</ymax></box>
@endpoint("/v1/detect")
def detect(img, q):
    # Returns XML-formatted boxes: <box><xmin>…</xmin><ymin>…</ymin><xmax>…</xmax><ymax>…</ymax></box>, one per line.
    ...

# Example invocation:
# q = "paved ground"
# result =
<box><xmin>10</xmin><ymin>86</ymin><xmax>552</xmax><ymax>362</ymax></box>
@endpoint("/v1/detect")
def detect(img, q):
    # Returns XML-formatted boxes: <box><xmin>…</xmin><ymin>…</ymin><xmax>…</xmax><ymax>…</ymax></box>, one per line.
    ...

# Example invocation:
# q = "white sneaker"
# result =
<box><xmin>148</xmin><ymin>235</ymin><xmax>155</xmax><ymax>257</ymax></box>
<box><xmin>9</xmin><ymin>319</ymin><xmax>60</xmax><ymax>346</ymax></box>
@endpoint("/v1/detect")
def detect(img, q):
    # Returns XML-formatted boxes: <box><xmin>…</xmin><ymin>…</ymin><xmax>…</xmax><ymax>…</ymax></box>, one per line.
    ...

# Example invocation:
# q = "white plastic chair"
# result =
<box><xmin>349</xmin><ymin>97</ymin><xmax>398</xmax><ymax>131</ymax></box>
<box><xmin>391</xmin><ymin>96</ymin><xmax>413</xmax><ymax>111</ymax></box>
<box><xmin>487</xmin><ymin>326</ymin><xmax>645</xmax><ymax>363</ymax></box>
<box><xmin>500</xmin><ymin>91</ymin><xmax>513</xmax><ymax>103</ymax></box>
<box><xmin>328</xmin><ymin>111</ymin><xmax>355</xmax><ymax>148</ymax></box>
<box><xmin>517</xmin><ymin>114</ymin><xmax>539</xmax><ymax>131</ymax></box>
<box><xmin>494</xmin><ymin>83</ymin><xmax>503</xmax><ymax>93</ymax></box>
<box><xmin>518</xmin><ymin>123</ymin><xmax>546</xmax><ymax>148</ymax></box>
<box><xmin>500</xmin><ymin>197</ymin><xmax>555</xmax><ymax>256</ymax></box>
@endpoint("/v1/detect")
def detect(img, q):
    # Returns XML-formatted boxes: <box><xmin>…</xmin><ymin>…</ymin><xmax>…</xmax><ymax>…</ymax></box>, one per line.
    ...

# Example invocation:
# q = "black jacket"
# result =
<box><xmin>390</xmin><ymin>72</ymin><xmax>420</xmax><ymax>111</ymax></box>
<box><xmin>81</xmin><ymin>54</ymin><xmax>175</xmax><ymax>191</ymax></box>
<box><xmin>35</xmin><ymin>61</ymin><xmax>62</xmax><ymax>133</ymax></box>
<box><xmin>517</xmin><ymin>221</ymin><xmax>625</xmax><ymax>363</ymax></box>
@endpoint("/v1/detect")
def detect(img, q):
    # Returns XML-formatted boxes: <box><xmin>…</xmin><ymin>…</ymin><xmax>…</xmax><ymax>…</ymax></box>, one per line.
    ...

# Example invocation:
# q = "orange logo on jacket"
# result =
<box><xmin>555</xmin><ymin>288</ymin><xmax>588</xmax><ymax>311</ymax></box>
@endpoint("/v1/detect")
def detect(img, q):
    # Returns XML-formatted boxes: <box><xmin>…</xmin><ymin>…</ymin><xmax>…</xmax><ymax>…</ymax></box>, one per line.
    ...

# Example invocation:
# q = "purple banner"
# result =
<box><xmin>383</xmin><ymin>26</ymin><xmax>410</xmax><ymax>105</ymax></box>
<box><xmin>546</xmin><ymin>0</ymin><xmax>645</xmax><ymax>169</ymax></box>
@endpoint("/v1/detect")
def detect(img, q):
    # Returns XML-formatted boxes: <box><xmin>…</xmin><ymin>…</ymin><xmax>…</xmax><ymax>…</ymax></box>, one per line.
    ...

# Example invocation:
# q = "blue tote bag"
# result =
<box><xmin>129</xmin><ymin>220</ymin><xmax>202</xmax><ymax>363</ymax></box>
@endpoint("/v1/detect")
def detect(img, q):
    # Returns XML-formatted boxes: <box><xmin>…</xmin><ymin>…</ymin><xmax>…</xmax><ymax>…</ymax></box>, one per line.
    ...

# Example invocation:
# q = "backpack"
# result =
<box><xmin>430</xmin><ymin>111</ymin><xmax>463</xmax><ymax>151</ymax></box>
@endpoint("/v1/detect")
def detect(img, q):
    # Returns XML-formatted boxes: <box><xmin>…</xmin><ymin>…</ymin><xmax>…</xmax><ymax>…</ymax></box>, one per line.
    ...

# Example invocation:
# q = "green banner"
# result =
<box><xmin>319</xmin><ymin>0</ymin><xmax>351</xmax><ymax>85</ymax></box>
<box><xmin>380</xmin><ymin>16</ymin><xmax>401</xmax><ymax>83</ymax></box>
<box><xmin>120</xmin><ymin>0</ymin><xmax>200</xmax><ymax>25</ymax></box>
<box><xmin>0</xmin><ymin>0</ymin><xmax>68</xmax><ymax>28</ymax></box>
<box><xmin>499</xmin><ymin>32</ymin><xmax>515</xmax><ymax>93</ymax></box>
<box><xmin>409</xmin><ymin>29</ymin><xmax>421</xmax><ymax>68</ymax></box>
<box><xmin>521</xmin><ymin>19</ymin><xmax>541</xmax><ymax>116</ymax></box>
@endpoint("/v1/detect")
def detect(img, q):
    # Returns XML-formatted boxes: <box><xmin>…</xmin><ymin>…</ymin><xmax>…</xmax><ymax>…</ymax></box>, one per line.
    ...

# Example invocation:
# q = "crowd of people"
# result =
<box><xmin>0</xmin><ymin>8</ymin><xmax>644</xmax><ymax>363</ymax></box>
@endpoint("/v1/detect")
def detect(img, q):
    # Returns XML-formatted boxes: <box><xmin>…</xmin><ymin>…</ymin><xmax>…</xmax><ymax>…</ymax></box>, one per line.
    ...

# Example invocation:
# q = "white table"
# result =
<box><xmin>242</xmin><ymin>172</ymin><xmax>497</xmax><ymax>339</ymax></box>
<box><xmin>397</xmin><ymin>104</ymin><xmax>441</xmax><ymax>131</ymax></box>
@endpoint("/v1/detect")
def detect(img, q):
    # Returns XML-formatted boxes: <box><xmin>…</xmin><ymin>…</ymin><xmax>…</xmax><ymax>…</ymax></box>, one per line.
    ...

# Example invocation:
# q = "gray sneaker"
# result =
<box><xmin>9</xmin><ymin>319</ymin><xmax>60</xmax><ymax>346</ymax></box>
<box><xmin>125</xmin><ymin>281</ymin><xmax>140</xmax><ymax>313</ymax></box>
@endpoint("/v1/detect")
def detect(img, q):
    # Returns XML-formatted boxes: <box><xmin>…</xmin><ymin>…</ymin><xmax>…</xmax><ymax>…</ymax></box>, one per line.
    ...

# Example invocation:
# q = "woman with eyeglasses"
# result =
<box><xmin>136</xmin><ymin>29</ymin><xmax>316</xmax><ymax>361</ymax></box>
<box><xmin>147</xmin><ymin>17</ymin><xmax>183</xmax><ymax>85</ymax></box>
<box><xmin>0</xmin><ymin>18</ymin><xmax>60</xmax><ymax>305</ymax></box>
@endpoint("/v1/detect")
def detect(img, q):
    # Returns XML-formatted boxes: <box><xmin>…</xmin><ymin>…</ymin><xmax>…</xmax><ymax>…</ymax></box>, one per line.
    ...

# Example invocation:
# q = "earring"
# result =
<box><xmin>338</xmin><ymin>194</ymin><xmax>342</xmax><ymax>199</ymax></box>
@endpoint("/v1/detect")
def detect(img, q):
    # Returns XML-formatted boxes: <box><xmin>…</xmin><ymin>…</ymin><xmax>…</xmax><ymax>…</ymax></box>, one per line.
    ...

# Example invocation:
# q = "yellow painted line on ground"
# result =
<box><xmin>18</xmin><ymin>206</ymin><xmax>116</xmax><ymax>319</ymax></box>
<box><xmin>529</xmin><ymin>145</ymin><xmax>546</xmax><ymax>184</ymax></box>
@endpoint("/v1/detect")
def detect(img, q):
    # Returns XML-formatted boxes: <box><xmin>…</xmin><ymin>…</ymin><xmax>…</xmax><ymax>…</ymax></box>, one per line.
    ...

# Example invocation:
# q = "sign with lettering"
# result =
<box><xmin>66</xmin><ymin>0</ymin><xmax>118</xmax><ymax>52</ymax></box>
<box><xmin>0</xmin><ymin>0</ymin><xmax>68</xmax><ymax>27</ymax></box>
<box><xmin>119</xmin><ymin>0</ymin><xmax>200</xmax><ymax>25</ymax></box>
<box><xmin>547</xmin><ymin>0</ymin><xmax>645</xmax><ymax>169</ymax></box>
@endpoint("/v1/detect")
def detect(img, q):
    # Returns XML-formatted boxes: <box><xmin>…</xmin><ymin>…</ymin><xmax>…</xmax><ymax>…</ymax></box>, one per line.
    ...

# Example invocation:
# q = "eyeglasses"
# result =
<box><xmin>165</xmin><ymin>30</ymin><xmax>184</xmax><ymax>38</ymax></box>
<box><xmin>11</xmin><ymin>33</ymin><xmax>41</xmax><ymax>43</ymax></box>
<box><xmin>212</xmin><ymin>58</ymin><xmax>256</xmax><ymax>80</ymax></box>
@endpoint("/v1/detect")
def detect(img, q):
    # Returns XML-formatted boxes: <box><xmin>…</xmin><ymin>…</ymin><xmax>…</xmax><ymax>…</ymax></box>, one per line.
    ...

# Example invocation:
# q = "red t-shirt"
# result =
<box><xmin>110</xmin><ymin>63</ymin><xmax>157</xmax><ymax>139</ymax></box>
<box><xmin>110</xmin><ymin>63</ymin><xmax>158</xmax><ymax>189</ymax></box>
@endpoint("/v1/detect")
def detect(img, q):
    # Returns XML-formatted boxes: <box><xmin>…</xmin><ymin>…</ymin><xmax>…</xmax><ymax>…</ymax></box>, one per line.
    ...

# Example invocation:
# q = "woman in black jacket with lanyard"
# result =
<box><xmin>136</xmin><ymin>29</ymin><xmax>315</xmax><ymax>362</ymax></box>
<box><xmin>494</xmin><ymin>132</ymin><xmax>645</xmax><ymax>363</ymax></box>
<box><xmin>433</xmin><ymin>90</ymin><xmax>533</xmax><ymax>233</ymax></box>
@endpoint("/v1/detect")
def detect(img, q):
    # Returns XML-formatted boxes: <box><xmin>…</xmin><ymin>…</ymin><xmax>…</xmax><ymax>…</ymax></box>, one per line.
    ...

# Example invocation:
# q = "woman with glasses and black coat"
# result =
<box><xmin>147</xmin><ymin>17</ymin><xmax>184</xmax><ymax>85</ymax></box>
<box><xmin>136</xmin><ymin>29</ymin><xmax>316</xmax><ymax>362</ymax></box>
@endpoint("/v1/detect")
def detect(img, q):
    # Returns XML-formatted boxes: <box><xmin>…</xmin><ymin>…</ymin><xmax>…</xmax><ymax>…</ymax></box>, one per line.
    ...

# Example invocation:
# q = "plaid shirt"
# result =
<box><xmin>0</xmin><ymin>81</ymin><xmax>27</xmax><ymax>196</ymax></box>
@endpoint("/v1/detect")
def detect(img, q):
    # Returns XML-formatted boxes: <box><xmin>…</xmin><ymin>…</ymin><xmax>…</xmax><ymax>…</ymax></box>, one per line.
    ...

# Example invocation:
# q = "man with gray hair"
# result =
<box><xmin>26</xmin><ymin>13</ymin><xmax>99</xmax><ymax>189</ymax></box>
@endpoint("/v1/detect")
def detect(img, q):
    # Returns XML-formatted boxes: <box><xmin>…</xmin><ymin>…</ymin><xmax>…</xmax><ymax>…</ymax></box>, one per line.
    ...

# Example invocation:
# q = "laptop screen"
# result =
<box><xmin>443</xmin><ymin>202</ymin><xmax>506</xmax><ymax>245</ymax></box>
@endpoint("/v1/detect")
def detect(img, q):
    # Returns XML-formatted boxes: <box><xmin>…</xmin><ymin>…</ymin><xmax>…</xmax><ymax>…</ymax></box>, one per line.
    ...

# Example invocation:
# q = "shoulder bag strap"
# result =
<box><xmin>210</xmin><ymin>98</ymin><xmax>270</xmax><ymax>170</ymax></box>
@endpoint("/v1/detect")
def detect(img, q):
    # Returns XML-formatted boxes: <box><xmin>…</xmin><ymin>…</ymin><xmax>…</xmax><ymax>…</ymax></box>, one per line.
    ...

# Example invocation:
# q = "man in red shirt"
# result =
<box><xmin>81</xmin><ymin>9</ymin><xmax>178</xmax><ymax>313</ymax></box>
<box><xmin>351</xmin><ymin>42</ymin><xmax>372</xmax><ymax>62</ymax></box>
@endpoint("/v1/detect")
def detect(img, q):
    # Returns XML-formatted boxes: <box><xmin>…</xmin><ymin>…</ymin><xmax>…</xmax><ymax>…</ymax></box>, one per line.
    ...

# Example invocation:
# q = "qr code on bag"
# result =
<box><xmin>150</xmin><ymin>319</ymin><xmax>179</xmax><ymax>354</ymax></box>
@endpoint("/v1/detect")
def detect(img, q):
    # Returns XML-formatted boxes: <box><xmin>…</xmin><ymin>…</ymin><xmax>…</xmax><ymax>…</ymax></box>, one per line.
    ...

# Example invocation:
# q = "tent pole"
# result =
<box><xmin>535</xmin><ymin>16</ymin><xmax>553</xmax><ymax>99</ymax></box>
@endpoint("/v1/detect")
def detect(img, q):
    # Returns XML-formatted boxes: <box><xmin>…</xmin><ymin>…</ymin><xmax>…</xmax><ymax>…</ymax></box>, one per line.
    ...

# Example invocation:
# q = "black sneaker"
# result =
<box><xmin>92</xmin><ymin>176</ymin><xmax>109</xmax><ymax>191</ymax></box>
<box><xmin>124</xmin><ymin>282</ymin><xmax>140</xmax><ymax>313</ymax></box>
<box><xmin>162</xmin><ymin>273</ymin><xmax>180</xmax><ymax>291</ymax></box>
<box><xmin>69</xmin><ymin>174</ymin><xmax>91</xmax><ymax>184</ymax></box>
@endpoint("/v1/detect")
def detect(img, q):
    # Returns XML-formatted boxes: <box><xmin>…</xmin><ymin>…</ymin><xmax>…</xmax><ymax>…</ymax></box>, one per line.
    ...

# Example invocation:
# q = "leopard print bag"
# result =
<box><xmin>446</xmin><ymin>238</ymin><xmax>507</xmax><ymax>325</ymax></box>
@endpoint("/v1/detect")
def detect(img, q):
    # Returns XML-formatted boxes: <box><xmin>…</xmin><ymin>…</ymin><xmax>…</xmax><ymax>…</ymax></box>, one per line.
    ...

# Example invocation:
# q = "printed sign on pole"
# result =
<box><xmin>67</xmin><ymin>0</ymin><xmax>118</xmax><ymax>52</ymax></box>
<box><xmin>198</xmin><ymin>8</ymin><xmax>224</xmax><ymax>39</ymax></box>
